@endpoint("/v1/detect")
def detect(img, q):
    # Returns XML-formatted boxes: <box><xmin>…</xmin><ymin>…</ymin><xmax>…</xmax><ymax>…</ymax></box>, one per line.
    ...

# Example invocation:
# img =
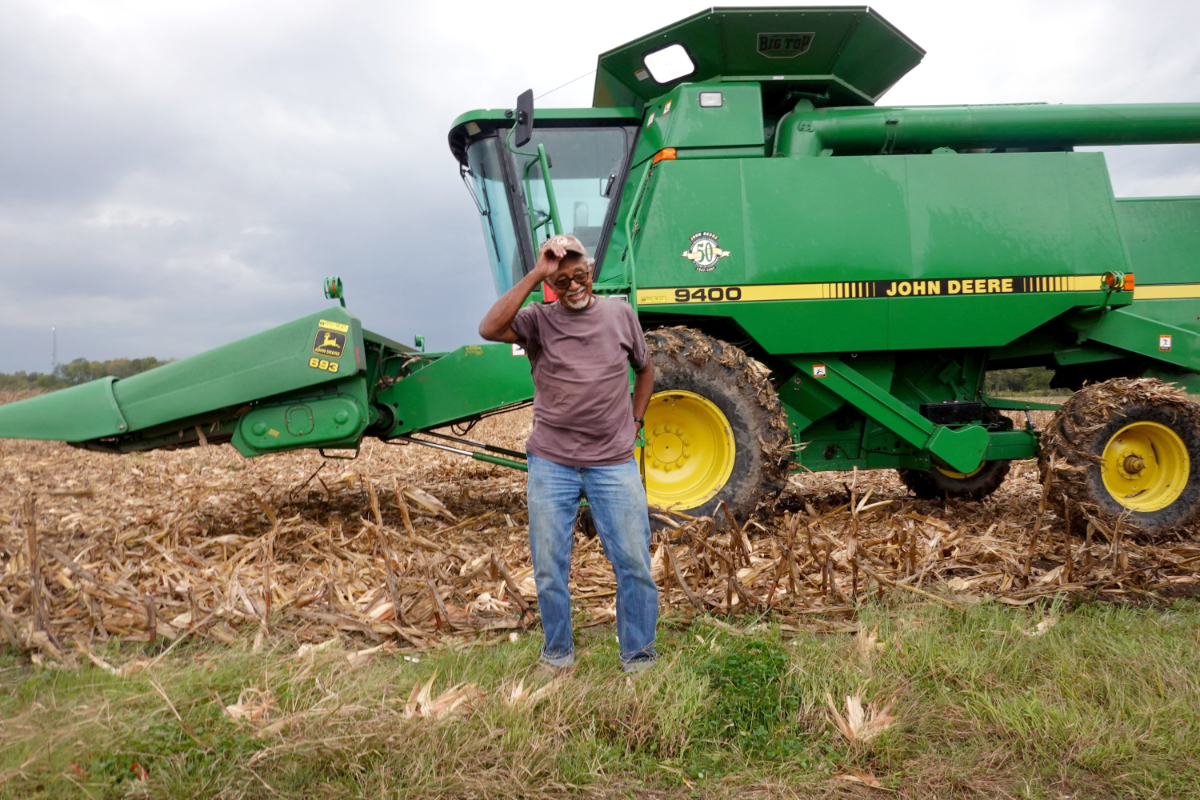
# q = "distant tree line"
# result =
<box><xmin>0</xmin><ymin>357</ymin><xmax>170</xmax><ymax>391</ymax></box>
<box><xmin>986</xmin><ymin>367</ymin><xmax>1069</xmax><ymax>396</ymax></box>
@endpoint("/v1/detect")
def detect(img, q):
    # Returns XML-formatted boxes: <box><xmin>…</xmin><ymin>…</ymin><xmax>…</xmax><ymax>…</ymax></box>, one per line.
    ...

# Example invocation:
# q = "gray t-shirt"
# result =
<box><xmin>510</xmin><ymin>297</ymin><xmax>648</xmax><ymax>467</ymax></box>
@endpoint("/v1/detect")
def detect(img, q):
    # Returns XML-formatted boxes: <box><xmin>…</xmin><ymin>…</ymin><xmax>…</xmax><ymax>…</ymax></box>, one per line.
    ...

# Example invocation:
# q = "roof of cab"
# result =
<box><xmin>593</xmin><ymin>6</ymin><xmax>924</xmax><ymax>108</ymax></box>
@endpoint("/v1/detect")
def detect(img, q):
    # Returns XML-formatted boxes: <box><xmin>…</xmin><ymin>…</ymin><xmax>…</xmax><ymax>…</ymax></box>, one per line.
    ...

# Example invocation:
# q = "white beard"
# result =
<box><xmin>561</xmin><ymin>290</ymin><xmax>592</xmax><ymax>310</ymax></box>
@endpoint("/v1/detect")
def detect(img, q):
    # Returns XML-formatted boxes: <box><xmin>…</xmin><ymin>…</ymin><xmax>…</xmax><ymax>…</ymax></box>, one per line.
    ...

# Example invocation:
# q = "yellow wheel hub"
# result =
<box><xmin>935</xmin><ymin>464</ymin><xmax>985</xmax><ymax>481</ymax></box>
<box><xmin>1101</xmin><ymin>421</ymin><xmax>1190</xmax><ymax>513</ymax></box>
<box><xmin>638</xmin><ymin>390</ymin><xmax>735</xmax><ymax>510</ymax></box>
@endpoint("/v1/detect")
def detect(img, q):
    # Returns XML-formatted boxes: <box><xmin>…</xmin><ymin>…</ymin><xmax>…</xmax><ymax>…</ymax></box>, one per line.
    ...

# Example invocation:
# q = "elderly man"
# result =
<box><xmin>479</xmin><ymin>234</ymin><xmax>657</xmax><ymax>673</ymax></box>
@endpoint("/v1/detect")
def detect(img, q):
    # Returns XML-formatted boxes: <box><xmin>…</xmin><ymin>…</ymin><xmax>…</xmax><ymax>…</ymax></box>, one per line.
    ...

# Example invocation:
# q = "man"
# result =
<box><xmin>479</xmin><ymin>234</ymin><xmax>657</xmax><ymax>673</ymax></box>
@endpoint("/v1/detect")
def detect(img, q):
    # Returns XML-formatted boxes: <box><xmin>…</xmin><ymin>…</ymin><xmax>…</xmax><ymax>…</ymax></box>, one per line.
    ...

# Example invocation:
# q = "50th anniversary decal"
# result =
<box><xmin>680</xmin><ymin>231</ymin><xmax>731</xmax><ymax>272</ymax></box>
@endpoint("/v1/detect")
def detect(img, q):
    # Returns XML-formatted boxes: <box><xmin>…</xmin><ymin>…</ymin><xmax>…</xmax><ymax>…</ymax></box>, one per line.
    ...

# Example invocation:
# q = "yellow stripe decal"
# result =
<box><xmin>636</xmin><ymin>275</ymin><xmax>1108</xmax><ymax>306</ymax></box>
<box><xmin>1134</xmin><ymin>284</ymin><xmax>1200</xmax><ymax>300</ymax></box>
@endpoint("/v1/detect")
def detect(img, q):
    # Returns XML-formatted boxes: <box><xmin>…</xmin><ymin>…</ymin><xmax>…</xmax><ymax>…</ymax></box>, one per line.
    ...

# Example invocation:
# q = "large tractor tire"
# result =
<box><xmin>898</xmin><ymin>460</ymin><xmax>1011</xmax><ymax>501</ymax></box>
<box><xmin>1038</xmin><ymin>378</ymin><xmax>1200</xmax><ymax>536</ymax></box>
<box><xmin>641</xmin><ymin>327</ymin><xmax>791</xmax><ymax>522</ymax></box>
<box><xmin>898</xmin><ymin>410</ymin><xmax>1012</xmax><ymax>500</ymax></box>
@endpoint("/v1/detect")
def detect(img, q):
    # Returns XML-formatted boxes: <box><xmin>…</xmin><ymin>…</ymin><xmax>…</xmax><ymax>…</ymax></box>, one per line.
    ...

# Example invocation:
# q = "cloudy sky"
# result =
<box><xmin>2</xmin><ymin>0</ymin><xmax>1198</xmax><ymax>372</ymax></box>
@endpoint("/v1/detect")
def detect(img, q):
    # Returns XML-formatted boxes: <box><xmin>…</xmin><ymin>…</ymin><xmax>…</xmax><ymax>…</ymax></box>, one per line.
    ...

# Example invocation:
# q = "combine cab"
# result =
<box><xmin>5</xmin><ymin>6</ymin><xmax>1200</xmax><ymax>534</ymax></box>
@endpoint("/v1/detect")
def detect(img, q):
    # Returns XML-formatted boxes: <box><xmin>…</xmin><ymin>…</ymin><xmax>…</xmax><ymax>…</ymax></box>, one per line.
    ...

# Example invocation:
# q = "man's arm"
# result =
<box><xmin>632</xmin><ymin>361</ymin><xmax>654</xmax><ymax>427</ymax></box>
<box><xmin>478</xmin><ymin>241</ymin><xmax>566</xmax><ymax>343</ymax></box>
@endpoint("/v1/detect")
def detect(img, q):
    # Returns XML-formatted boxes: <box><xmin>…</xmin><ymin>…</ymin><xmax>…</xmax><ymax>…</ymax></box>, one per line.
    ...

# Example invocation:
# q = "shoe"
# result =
<box><xmin>536</xmin><ymin>656</ymin><xmax>574</xmax><ymax>680</ymax></box>
<box><xmin>622</xmin><ymin>658</ymin><xmax>655</xmax><ymax>675</ymax></box>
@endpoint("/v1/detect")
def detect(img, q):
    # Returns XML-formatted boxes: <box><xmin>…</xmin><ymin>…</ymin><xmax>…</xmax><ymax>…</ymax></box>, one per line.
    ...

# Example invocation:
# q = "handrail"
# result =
<box><xmin>621</xmin><ymin>160</ymin><xmax>655</xmax><ymax>307</ymax></box>
<box><xmin>536</xmin><ymin>144</ymin><xmax>562</xmax><ymax>238</ymax></box>
<box><xmin>506</xmin><ymin>124</ymin><xmax>564</xmax><ymax>248</ymax></box>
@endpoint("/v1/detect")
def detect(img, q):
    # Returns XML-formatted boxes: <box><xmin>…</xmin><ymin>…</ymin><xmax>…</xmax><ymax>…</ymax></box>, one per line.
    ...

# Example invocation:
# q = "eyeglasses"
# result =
<box><xmin>549</xmin><ymin>271</ymin><xmax>590</xmax><ymax>292</ymax></box>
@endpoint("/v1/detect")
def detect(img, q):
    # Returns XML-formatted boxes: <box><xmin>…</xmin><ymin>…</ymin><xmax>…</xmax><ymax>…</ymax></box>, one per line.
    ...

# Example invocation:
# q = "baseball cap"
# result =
<box><xmin>542</xmin><ymin>234</ymin><xmax>588</xmax><ymax>259</ymax></box>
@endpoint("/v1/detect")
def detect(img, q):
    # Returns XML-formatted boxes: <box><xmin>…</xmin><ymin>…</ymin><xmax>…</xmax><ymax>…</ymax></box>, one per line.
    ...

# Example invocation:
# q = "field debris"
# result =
<box><xmin>826</xmin><ymin>692</ymin><xmax>899</xmax><ymax>745</ymax></box>
<box><xmin>1</xmin><ymin>392</ymin><xmax>1198</xmax><ymax>664</ymax></box>
<box><xmin>404</xmin><ymin>671</ymin><xmax>483</xmax><ymax>720</ymax></box>
<box><xmin>503</xmin><ymin>676</ymin><xmax>564</xmax><ymax>709</ymax></box>
<box><xmin>224</xmin><ymin>688</ymin><xmax>275</xmax><ymax>723</ymax></box>
<box><xmin>835</xmin><ymin>769</ymin><xmax>885</xmax><ymax>788</ymax></box>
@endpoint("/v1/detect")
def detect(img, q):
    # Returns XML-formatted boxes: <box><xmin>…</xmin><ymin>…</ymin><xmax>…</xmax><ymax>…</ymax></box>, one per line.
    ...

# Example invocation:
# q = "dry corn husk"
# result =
<box><xmin>403</xmin><ymin>671</ymin><xmax>483</xmax><ymax>720</ymax></box>
<box><xmin>826</xmin><ymin>692</ymin><xmax>898</xmax><ymax>745</ymax></box>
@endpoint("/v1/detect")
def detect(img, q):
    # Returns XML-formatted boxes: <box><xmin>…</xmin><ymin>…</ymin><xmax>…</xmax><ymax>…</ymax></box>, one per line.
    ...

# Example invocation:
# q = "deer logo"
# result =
<box><xmin>312</xmin><ymin>329</ymin><xmax>346</xmax><ymax>358</ymax></box>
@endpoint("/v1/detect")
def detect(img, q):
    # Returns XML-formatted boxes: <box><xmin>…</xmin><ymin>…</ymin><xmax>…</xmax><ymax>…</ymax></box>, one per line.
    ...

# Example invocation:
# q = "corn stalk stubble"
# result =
<box><xmin>0</xmin><ymin>395</ymin><xmax>1196</xmax><ymax>662</ymax></box>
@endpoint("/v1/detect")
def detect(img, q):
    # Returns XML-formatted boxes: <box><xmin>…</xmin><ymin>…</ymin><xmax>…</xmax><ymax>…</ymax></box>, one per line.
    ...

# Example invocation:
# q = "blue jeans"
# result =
<box><xmin>526</xmin><ymin>453</ymin><xmax>658</xmax><ymax>669</ymax></box>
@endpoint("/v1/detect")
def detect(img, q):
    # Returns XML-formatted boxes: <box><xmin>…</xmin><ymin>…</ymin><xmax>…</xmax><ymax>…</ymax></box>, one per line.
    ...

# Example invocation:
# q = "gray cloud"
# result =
<box><xmin>2</xmin><ymin>0</ymin><xmax>1199</xmax><ymax>372</ymax></box>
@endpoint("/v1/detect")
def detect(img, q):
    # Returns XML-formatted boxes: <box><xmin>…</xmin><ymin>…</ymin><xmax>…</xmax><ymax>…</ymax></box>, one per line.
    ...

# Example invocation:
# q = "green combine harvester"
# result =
<box><xmin>4</xmin><ymin>7</ymin><xmax>1200</xmax><ymax>535</ymax></box>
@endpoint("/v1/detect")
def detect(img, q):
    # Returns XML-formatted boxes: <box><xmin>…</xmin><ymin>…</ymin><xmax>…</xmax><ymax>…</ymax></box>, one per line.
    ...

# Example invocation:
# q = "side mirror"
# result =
<box><xmin>514</xmin><ymin>89</ymin><xmax>534</xmax><ymax>148</ymax></box>
<box><xmin>324</xmin><ymin>276</ymin><xmax>345</xmax><ymax>308</ymax></box>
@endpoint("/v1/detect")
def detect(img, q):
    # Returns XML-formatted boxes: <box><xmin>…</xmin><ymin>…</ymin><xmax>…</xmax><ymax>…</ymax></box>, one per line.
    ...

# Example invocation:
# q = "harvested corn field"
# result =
<box><xmin>1</xmin><ymin>390</ymin><xmax>1197</xmax><ymax>665</ymax></box>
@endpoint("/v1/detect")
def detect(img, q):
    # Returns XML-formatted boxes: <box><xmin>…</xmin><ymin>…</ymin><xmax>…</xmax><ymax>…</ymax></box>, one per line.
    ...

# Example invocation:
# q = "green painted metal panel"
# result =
<box><xmin>379</xmin><ymin>342</ymin><xmax>535</xmax><ymax>435</ymax></box>
<box><xmin>788</xmin><ymin>356</ymin><xmax>988</xmax><ymax>473</ymax></box>
<box><xmin>111</xmin><ymin>307</ymin><xmax>363</xmax><ymax>432</ymax></box>
<box><xmin>362</xmin><ymin>328</ymin><xmax>416</xmax><ymax>355</ymax></box>
<box><xmin>1117</xmin><ymin>197</ymin><xmax>1200</xmax><ymax>285</ymax></box>
<box><xmin>635</xmin><ymin>83</ymin><xmax>769</xmax><ymax>168</ymax></box>
<box><xmin>776</xmin><ymin>370</ymin><xmax>844</xmax><ymax>434</ymax></box>
<box><xmin>885</xmin><ymin>293</ymin><xmax>1107</xmax><ymax>352</ymax></box>
<box><xmin>634</xmin><ymin>152</ymin><xmax>1124</xmax><ymax>353</ymax></box>
<box><xmin>636</xmin><ymin>158</ymin><xmax>751</xmax><ymax>284</ymax></box>
<box><xmin>0</xmin><ymin>306</ymin><xmax>363</xmax><ymax>445</ymax></box>
<box><xmin>982</xmin><ymin>430</ymin><xmax>1039</xmax><ymax>461</ymax></box>
<box><xmin>680</xmin><ymin>83</ymin><xmax>764</xmax><ymax>148</ymax></box>
<box><xmin>593</xmin><ymin>7</ymin><xmax>924</xmax><ymax>108</ymax></box>
<box><xmin>905</xmin><ymin>153</ymin><xmax>1125</xmax><ymax>283</ymax></box>
<box><xmin>731</xmin><ymin>300</ymin><xmax>891</xmax><ymax>354</ymax></box>
<box><xmin>636</xmin><ymin>155</ymin><xmax>911</xmax><ymax>290</ymax></box>
<box><xmin>925</xmin><ymin>425</ymin><xmax>990</xmax><ymax>473</ymax></box>
<box><xmin>829</xmin><ymin>11</ymin><xmax>927</xmax><ymax>101</ymax></box>
<box><xmin>233</xmin><ymin>393</ymin><xmax>368</xmax><ymax>455</ymax></box>
<box><xmin>1107</xmin><ymin>198</ymin><xmax>1200</xmax><ymax>371</ymax></box>
<box><xmin>0</xmin><ymin>377</ymin><xmax>128</xmax><ymax>442</ymax></box>
<box><xmin>987</xmin><ymin>398</ymin><xmax>1062</xmax><ymax>412</ymax></box>
<box><xmin>740</xmin><ymin>156</ymin><xmax>912</xmax><ymax>284</ymax></box>
<box><xmin>630</xmin><ymin>103</ymin><xmax>672</xmax><ymax>169</ymax></box>
<box><xmin>1081</xmin><ymin>306</ymin><xmax>1200</xmax><ymax>372</ymax></box>
<box><xmin>1109</xmin><ymin>298</ymin><xmax>1200</xmax><ymax>343</ymax></box>
<box><xmin>886</xmin><ymin>153</ymin><xmax>1126</xmax><ymax>349</ymax></box>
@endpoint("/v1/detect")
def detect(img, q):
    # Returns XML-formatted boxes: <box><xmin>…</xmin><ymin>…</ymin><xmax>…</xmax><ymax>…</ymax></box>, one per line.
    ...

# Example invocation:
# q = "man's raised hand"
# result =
<box><xmin>533</xmin><ymin>238</ymin><xmax>567</xmax><ymax>282</ymax></box>
<box><xmin>542</xmin><ymin>237</ymin><xmax>569</xmax><ymax>260</ymax></box>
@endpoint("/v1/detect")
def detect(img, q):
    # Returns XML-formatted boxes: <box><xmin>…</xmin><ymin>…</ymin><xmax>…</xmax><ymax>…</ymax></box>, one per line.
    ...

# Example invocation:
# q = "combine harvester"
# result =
<box><xmin>4</xmin><ymin>7</ymin><xmax>1200</xmax><ymax>534</ymax></box>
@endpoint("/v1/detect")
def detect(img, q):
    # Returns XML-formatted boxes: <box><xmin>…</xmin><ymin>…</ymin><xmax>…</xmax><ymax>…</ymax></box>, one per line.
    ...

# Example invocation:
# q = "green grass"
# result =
<box><xmin>3</xmin><ymin>598</ymin><xmax>1200</xmax><ymax>799</ymax></box>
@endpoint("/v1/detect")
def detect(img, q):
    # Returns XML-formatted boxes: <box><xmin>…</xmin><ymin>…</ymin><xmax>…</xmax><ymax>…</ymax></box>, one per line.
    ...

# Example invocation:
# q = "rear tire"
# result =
<box><xmin>898</xmin><ymin>459</ymin><xmax>1011</xmax><ymax>501</ymax></box>
<box><xmin>898</xmin><ymin>409</ymin><xmax>1012</xmax><ymax>500</ymax></box>
<box><xmin>577</xmin><ymin>505</ymin><xmax>597</xmax><ymax>538</ymax></box>
<box><xmin>643</xmin><ymin>327</ymin><xmax>791</xmax><ymax>522</ymax></box>
<box><xmin>1039</xmin><ymin>378</ymin><xmax>1200</xmax><ymax>536</ymax></box>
